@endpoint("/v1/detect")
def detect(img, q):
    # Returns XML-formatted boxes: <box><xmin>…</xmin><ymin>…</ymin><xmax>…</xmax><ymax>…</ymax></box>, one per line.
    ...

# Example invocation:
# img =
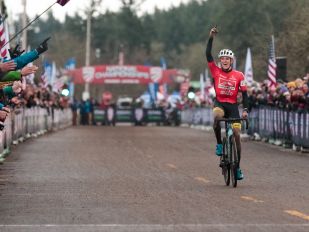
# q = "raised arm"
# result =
<box><xmin>205</xmin><ymin>27</ymin><xmax>218</xmax><ymax>62</ymax></box>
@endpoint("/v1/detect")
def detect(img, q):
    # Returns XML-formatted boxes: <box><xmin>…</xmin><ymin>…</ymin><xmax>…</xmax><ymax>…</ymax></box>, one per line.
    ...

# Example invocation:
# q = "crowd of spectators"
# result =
<box><xmin>0</xmin><ymin>38</ymin><xmax>70</xmax><ymax>130</ymax></box>
<box><xmin>70</xmin><ymin>98</ymin><xmax>98</xmax><ymax>126</ymax></box>
<box><xmin>247</xmin><ymin>74</ymin><xmax>309</xmax><ymax>112</ymax></box>
<box><xmin>176</xmin><ymin>74</ymin><xmax>309</xmax><ymax>113</ymax></box>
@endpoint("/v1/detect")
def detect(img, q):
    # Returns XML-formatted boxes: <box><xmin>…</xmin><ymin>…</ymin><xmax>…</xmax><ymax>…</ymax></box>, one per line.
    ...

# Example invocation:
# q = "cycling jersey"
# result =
<box><xmin>208</xmin><ymin>61</ymin><xmax>247</xmax><ymax>104</ymax></box>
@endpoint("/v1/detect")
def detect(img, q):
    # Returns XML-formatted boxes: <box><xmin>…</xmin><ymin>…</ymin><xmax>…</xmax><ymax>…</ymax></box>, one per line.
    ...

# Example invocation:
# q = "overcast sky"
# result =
<box><xmin>6</xmin><ymin>0</ymin><xmax>193</xmax><ymax>21</ymax></box>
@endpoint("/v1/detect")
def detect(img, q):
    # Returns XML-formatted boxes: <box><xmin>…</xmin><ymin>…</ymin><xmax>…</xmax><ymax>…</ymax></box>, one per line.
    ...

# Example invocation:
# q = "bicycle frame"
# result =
<box><xmin>218</xmin><ymin>118</ymin><xmax>248</xmax><ymax>187</ymax></box>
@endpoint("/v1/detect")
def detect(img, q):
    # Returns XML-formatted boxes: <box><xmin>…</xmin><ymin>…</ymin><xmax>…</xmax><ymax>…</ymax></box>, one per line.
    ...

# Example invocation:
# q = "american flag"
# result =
<box><xmin>53</xmin><ymin>78</ymin><xmax>64</xmax><ymax>92</ymax></box>
<box><xmin>267</xmin><ymin>35</ymin><xmax>277</xmax><ymax>88</ymax></box>
<box><xmin>0</xmin><ymin>15</ymin><xmax>10</xmax><ymax>60</ymax></box>
<box><xmin>41</xmin><ymin>72</ymin><xmax>48</xmax><ymax>87</ymax></box>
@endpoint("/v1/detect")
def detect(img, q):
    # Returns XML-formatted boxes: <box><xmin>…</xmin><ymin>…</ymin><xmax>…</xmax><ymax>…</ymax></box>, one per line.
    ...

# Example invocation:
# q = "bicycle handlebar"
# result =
<box><xmin>217</xmin><ymin>118</ymin><xmax>249</xmax><ymax>130</ymax></box>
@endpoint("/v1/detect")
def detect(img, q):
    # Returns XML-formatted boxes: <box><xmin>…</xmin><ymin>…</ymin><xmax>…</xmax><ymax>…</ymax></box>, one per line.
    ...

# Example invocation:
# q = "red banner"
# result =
<box><xmin>68</xmin><ymin>65</ymin><xmax>190</xmax><ymax>85</ymax></box>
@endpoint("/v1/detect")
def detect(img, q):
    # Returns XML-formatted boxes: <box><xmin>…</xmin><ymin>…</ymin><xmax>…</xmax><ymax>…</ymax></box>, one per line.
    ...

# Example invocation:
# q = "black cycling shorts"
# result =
<box><xmin>213</xmin><ymin>100</ymin><xmax>240</xmax><ymax>118</ymax></box>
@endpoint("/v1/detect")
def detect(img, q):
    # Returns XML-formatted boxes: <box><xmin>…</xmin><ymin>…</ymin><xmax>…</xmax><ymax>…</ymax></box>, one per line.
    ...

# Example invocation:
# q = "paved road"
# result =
<box><xmin>0</xmin><ymin>126</ymin><xmax>308</xmax><ymax>232</ymax></box>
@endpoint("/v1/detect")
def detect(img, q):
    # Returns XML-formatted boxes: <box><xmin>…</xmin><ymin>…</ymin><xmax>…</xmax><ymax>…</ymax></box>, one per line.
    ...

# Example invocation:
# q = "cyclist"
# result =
<box><xmin>206</xmin><ymin>26</ymin><xmax>249</xmax><ymax>180</ymax></box>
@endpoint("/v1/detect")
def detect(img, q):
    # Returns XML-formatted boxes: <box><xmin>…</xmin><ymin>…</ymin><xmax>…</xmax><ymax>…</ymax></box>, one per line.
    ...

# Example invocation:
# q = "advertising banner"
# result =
<box><xmin>68</xmin><ymin>65</ymin><xmax>190</xmax><ymax>85</ymax></box>
<box><xmin>146</xmin><ymin>109</ymin><xmax>165</xmax><ymax>123</ymax></box>
<box><xmin>116</xmin><ymin>109</ymin><xmax>133</xmax><ymax>122</ymax></box>
<box><xmin>93</xmin><ymin>108</ymin><xmax>106</xmax><ymax>125</ymax></box>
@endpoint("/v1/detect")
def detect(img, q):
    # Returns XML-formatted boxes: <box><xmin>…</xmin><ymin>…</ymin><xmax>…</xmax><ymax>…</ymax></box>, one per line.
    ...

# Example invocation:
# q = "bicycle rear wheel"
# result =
<box><xmin>221</xmin><ymin>137</ymin><xmax>230</xmax><ymax>186</ymax></box>
<box><xmin>230</xmin><ymin>135</ymin><xmax>239</xmax><ymax>188</ymax></box>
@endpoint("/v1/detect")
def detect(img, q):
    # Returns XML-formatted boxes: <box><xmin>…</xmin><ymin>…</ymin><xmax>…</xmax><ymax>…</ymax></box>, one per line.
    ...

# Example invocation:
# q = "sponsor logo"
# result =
<box><xmin>220</xmin><ymin>90</ymin><xmax>233</xmax><ymax>96</ymax></box>
<box><xmin>240</xmin><ymin>80</ymin><xmax>247</xmax><ymax>86</ymax></box>
<box><xmin>107</xmin><ymin>107</ymin><xmax>114</xmax><ymax>121</ymax></box>
<box><xmin>135</xmin><ymin>109</ymin><xmax>144</xmax><ymax>121</ymax></box>
<box><xmin>150</xmin><ymin>67</ymin><xmax>163</xmax><ymax>83</ymax></box>
<box><xmin>218</xmin><ymin>77</ymin><xmax>236</xmax><ymax>90</ymax></box>
<box><xmin>82</xmin><ymin>67</ymin><xmax>95</xmax><ymax>83</ymax></box>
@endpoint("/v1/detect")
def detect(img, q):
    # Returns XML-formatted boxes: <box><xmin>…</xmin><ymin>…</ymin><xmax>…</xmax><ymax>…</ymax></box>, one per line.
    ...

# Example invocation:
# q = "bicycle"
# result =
<box><xmin>218</xmin><ymin>118</ymin><xmax>248</xmax><ymax>188</ymax></box>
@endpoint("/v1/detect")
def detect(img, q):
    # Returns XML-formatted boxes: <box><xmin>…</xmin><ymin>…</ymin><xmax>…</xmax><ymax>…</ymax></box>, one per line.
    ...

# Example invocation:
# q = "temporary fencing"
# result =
<box><xmin>0</xmin><ymin>107</ymin><xmax>72</xmax><ymax>160</ymax></box>
<box><xmin>181</xmin><ymin>106</ymin><xmax>309</xmax><ymax>148</ymax></box>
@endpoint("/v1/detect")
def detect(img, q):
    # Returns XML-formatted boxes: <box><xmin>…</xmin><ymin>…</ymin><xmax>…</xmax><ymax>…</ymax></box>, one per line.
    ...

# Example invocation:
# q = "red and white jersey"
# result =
<box><xmin>208</xmin><ymin>61</ymin><xmax>247</xmax><ymax>104</ymax></box>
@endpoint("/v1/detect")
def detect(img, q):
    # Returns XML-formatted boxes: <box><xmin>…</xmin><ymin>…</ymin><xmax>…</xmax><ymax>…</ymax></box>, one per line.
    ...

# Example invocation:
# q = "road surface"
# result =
<box><xmin>0</xmin><ymin>126</ymin><xmax>308</xmax><ymax>231</ymax></box>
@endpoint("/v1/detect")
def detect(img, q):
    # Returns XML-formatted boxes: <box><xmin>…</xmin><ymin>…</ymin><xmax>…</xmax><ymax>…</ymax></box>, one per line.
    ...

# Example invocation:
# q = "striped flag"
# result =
<box><xmin>53</xmin><ymin>78</ymin><xmax>64</xmax><ymax>92</ymax></box>
<box><xmin>0</xmin><ymin>15</ymin><xmax>10</xmax><ymax>60</ymax></box>
<box><xmin>180</xmin><ymin>80</ymin><xmax>190</xmax><ymax>97</ymax></box>
<box><xmin>200</xmin><ymin>73</ymin><xmax>205</xmax><ymax>101</ymax></box>
<box><xmin>41</xmin><ymin>72</ymin><xmax>48</xmax><ymax>87</ymax></box>
<box><xmin>267</xmin><ymin>35</ymin><xmax>277</xmax><ymax>88</ymax></box>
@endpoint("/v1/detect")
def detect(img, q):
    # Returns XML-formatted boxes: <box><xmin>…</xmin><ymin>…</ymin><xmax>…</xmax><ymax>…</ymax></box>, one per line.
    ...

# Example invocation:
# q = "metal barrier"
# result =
<box><xmin>93</xmin><ymin>107</ymin><xmax>168</xmax><ymax>125</ymax></box>
<box><xmin>181</xmin><ymin>107</ymin><xmax>214</xmax><ymax>126</ymax></box>
<box><xmin>248</xmin><ymin>106</ymin><xmax>309</xmax><ymax>148</ymax></box>
<box><xmin>0</xmin><ymin>107</ymin><xmax>72</xmax><ymax>161</ymax></box>
<box><xmin>181</xmin><ymin>106</ymin><xmax>309</xmax><ymax>148</ymax></box>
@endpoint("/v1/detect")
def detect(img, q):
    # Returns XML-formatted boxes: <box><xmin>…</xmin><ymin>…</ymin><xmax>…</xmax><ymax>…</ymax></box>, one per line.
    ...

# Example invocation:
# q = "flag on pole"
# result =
<box><xmin>204</xmin><ymin>69</ymin><xmax>213</xmax><ymax>105</ymax></box>
<box><xmin>51</xmin><ymin>61</ymin><xmax>57</xmax><ymax>85</ymax></box>
<box><xmin>160</xmin><ymin>57</ymin><xmax>168</xmax><ymax>99</ymax></box>
<box><xmin>148</xmin><ymin>82</ymin><xmax>159</xmax><ymax>106</ymax></box>
<box><xmin>118</xmin><ymin>45</ymin><xmax>124</xmax><ymax>65</ymax></box>
<box><xmin>244</xmin><ymin>48</ymin><xmax>254</xmax><ymax>86</ymax></box>
<box><xmin>0</xmin><ymin>15</ymin><xmax>10</xmax><ymax>60</ymax></box>
<box><xmin>43</xmin><ymin>61</ymin><xmax>52</xmax><ymax>85</ymax></box>
<box><xmin>267</xmin><ymin>35</ymin><xmax>277</xmax><ymax>88</ymax></box>
<box><xmin>41</xmin><ymin>71</ymin><xmax>48</xmax><ymax>87</ymax></box>
<box><xmin>65</xmin><ymin>58</ymin><xmax>76</xmax><ymax>70</ymax></box>
<box><xmin>57</xmin><ymin>0</ymin><xmax>71</xmax><ymax>6</ymax></box>
<box><xmin>65</xmin><ymin>58</ymin><xmax>76</xmax><ymax>98</ymax></box>
<box><xmin>53</xmin><ymin>78</ymin><xmax>64</xmax><ymax>92</ymax></box>
<box><xmin>160</xmin><ymin>57</ymin><xmax>167</xmax><ymax>70</ymax></box>
<box><xmin>200</xmin><ymin>73</ymin><xmax>205</xmax><ymax>101</ymax></box>
<box><xmin>233</xmin><ymin>56</ymin><xmax>237</xmax><ymax>70</ymax></box>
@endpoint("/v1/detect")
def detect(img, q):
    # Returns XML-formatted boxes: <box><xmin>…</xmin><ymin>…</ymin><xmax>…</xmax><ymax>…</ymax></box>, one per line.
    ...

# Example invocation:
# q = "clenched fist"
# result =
<box><xmin>209</xmin><ymin>26</ymin><xmax>218</xmax><ymax>38</ymax></box>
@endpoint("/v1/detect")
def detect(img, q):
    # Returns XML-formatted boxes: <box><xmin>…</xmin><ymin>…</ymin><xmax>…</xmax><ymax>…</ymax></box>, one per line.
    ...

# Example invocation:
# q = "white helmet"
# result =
<box><xmin>218</xmin><ymin>49</ymin><xmax>234</xmax><ymax>59</ymax></box>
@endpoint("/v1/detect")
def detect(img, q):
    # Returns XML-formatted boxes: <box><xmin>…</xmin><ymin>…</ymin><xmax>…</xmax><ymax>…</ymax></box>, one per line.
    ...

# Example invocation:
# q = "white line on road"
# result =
<box><xmin>0</xmin><ymin>224</ymin><xmax>308</xmax><ymax>227</ymax></box>
<box><xmin>241</xmin><ymin>196</ymin><xmax>264</xmax><ymax>203</ymax></box>
<box><xmin>194</xmin><ymin>176</ymin><xmax>210</xmax><ymax>184</ymax></box>
<box><xmin>166</xmin><ymin>163</ymin><xmax>177</xmax><ymax>169</ymax></box>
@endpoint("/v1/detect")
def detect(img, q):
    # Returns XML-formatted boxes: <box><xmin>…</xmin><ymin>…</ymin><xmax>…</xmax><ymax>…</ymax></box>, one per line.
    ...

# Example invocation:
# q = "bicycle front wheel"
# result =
<box><xmin>230</xmin><ymin>135</ymin><xmax>239</xmax><ymax>188</ymax></box>
<box><xmin>221</xmin><ymin>137</ymin><xmax>230</xmax><ymax>186</ymax></box>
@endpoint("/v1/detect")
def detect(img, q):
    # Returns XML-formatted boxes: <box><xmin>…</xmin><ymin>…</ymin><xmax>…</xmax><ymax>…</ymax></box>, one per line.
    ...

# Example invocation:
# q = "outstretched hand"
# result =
<box><xmin>21</xmin><ymin>65</ymin><xmax>38</xmax><ymax>76</ymax></box>
<box><xmin>0</xmin><ymin>61</ymin><xmax>17</xmax><ymax>72</ymax></box>
<box><xmin>36</xmin><ymin>37</ymin><xmax>51</xmax><ymax>55</ymax></box>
